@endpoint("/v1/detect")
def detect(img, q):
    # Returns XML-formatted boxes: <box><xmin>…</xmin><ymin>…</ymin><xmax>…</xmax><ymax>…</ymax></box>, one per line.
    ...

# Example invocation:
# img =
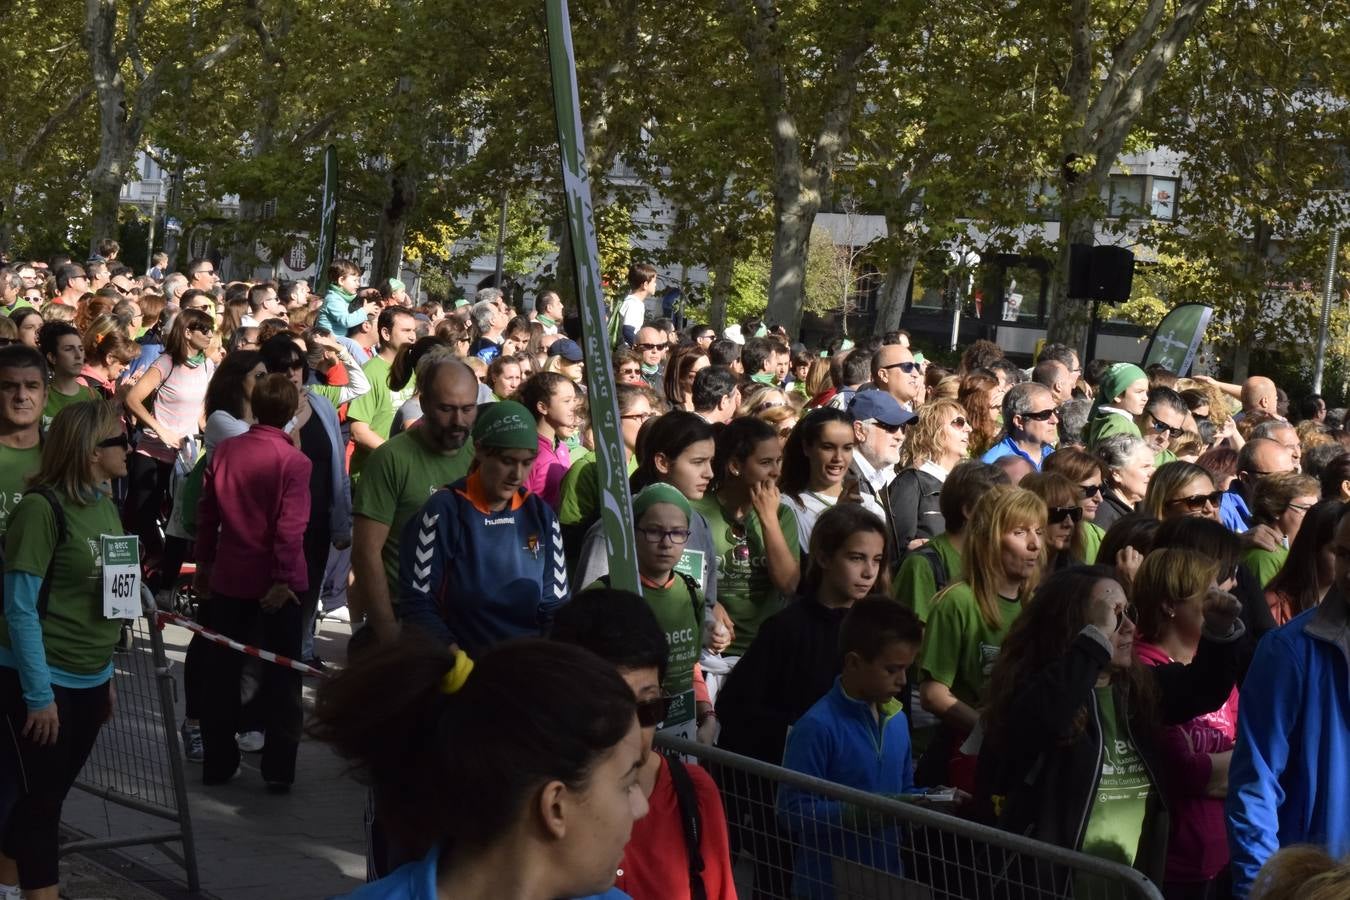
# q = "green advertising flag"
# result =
<box><xmin>1142</xmin><ymin>303</ymin><xmax>1213</xmax><ymax>376</ymax></box>
<box><xmin>544</xmin><ymin>0</ymin><xmax>639</xmax><ymax>592</ymax></box>
<box><xmin>314</xmin><ymin>145</ymin><xmax>339</xmax><ymax>296</ymax></box>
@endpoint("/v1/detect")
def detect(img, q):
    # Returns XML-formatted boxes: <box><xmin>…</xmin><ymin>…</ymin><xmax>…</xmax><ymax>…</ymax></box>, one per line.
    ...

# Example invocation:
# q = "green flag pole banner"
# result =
<box><xmin>544</xmin><ymin>0</ymin><xmax>640</xmax><ymax>592</ymax></box>
<box><xmin>1141</xmin><ymin>302</ymin><xmax>1214</xmax><ymax>376</ymax></box>
<box><xmin>313</xmin><ymin>144</ymin><xmax>339</xmax><ymax>296</ymax></box>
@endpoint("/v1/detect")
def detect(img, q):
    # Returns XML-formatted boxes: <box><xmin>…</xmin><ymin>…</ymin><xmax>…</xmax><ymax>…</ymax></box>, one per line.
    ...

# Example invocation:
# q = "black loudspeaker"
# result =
<box><xmin>1067</xmin><ymin>243</ymin><xmax>1135</xmax><ymax>303</ymax></box>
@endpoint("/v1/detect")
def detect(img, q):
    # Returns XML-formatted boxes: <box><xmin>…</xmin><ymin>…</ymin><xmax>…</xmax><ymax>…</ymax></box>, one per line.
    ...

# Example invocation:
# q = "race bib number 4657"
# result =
<box><xmin>101</xmin><ymin>534</ymin><xmax>141</xmax><ymax>620</ymax></box>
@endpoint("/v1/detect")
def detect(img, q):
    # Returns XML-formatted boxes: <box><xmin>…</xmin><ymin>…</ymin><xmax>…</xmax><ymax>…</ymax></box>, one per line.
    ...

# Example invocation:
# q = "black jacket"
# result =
<box><xmin>975</xmin><ymin>623</ymin><xmax>1244</xmax><ymax>890</ymax></box>
<box><xmin>1092</xmin><ymin>487</ymin><xmax>1135</xmax><ymax>532</ymax></box>
<box><xmin>887</xmin><ymin>467</ymin><xmax>944</xmax><ymax>552</ymax></box>
<box><xmin>715</xmin><ymin>593</ymin><xmax>850</xmax><ymax>764</ymax></box>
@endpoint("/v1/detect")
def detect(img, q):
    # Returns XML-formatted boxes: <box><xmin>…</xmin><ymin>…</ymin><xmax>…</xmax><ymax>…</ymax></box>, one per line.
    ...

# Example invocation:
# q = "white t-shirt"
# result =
<box><xmin>619</xmin><ymin>293</ymin><xmax>646</xmax><ymax>332</ymax></box>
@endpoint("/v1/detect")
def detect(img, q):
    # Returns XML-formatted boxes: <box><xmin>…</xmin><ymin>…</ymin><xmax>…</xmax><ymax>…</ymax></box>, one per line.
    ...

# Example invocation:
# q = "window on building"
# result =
<box><xmin>1150</xmin><ymin>177</ymin><xmax>1179</xmax><ymax>221</ymax></box>
<box><xmin>1106</xmin><ymin>175</ymin><xmax>1147</xmax><ymax>218</ymax></box>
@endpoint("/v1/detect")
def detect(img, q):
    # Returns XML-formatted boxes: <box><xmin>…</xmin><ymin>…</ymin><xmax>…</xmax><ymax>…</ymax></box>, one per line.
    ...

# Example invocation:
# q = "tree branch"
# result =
<box><xmin>12</xmin><ymin>81</ymin><xmax>95</xmax><ymax>169</ymax></box>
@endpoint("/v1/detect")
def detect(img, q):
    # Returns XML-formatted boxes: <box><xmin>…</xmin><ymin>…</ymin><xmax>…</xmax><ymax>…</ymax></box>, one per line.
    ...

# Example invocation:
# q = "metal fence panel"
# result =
<box><xmin>61</xmin><ymin>587</ymin><xmax>200</xmax><ymax>892</ymax></box>
<box><xmin>657</xmin><ymin>733</ymin><xmax>1163</xmax><ymax>900</ymax></box>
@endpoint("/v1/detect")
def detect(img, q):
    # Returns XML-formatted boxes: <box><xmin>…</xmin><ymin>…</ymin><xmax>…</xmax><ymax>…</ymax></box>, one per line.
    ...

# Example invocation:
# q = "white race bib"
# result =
<box><xmin>101</xmin><ymin>534</ymin><xmax>141</xmax><ymax>619</ymax></box>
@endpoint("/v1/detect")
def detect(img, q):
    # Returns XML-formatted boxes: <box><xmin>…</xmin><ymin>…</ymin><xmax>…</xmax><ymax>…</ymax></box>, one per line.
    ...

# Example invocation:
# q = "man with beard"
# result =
<box><xmin>350</xmin><ymin>359</ymin><xmax>479</xmax><ymax>645</ymax></box>
<box><xmin>847</xmin><ymin>389</ymin><xmax>914</xmax><ymax>557</ymax></box>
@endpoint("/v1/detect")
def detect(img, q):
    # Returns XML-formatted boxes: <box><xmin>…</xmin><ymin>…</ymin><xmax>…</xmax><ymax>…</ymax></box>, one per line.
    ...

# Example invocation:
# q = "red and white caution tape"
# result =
<box><xmin>154</xmin><ymin>610</ymin><xmax>330</xmax><ymax>677</ymax></box>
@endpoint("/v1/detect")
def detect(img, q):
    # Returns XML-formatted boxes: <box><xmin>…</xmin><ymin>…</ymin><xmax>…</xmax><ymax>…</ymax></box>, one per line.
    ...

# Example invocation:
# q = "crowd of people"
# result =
<box><xmin>0</xmin><ymin>246</ymin><xmax>1345</xmax><ymax>900</ymax></box>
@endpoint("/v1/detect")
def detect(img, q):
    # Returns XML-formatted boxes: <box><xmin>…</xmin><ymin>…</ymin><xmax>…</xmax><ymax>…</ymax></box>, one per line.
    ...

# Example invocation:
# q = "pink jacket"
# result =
<box><xmin>525</xmin><ymin>432</ymin><xmax>571</xmax><ymax>511</ymax></box>
<box><xmin>195</xmin><ymin>425</ymin><xmax>312</xmax><ymax>598</ymax></box>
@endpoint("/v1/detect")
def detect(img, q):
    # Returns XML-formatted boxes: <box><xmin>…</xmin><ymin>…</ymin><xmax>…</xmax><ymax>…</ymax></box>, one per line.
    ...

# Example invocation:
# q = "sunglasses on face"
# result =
<box><xmin>634</xmin><ymin>343</ymin><xmax>664</xmax><ymax>352</ymax></box>
<box><xmin>1080</xmin><ymin>483</ymin><xmax>1102</xmax><ymax>499</ymax></box>
<box><xmin>187</xmin><ymin>323</ymin><xmax>212</xmax><ymax>334</ymax></box>
<box><xmin>948</xmin><ymin>416</ymin><xmax>968</xmax><ymax>429</ymax></box>
<box><xmin>636</xmin><ymin>695</ymin><xmax>672</xmax><ymax>728</ymax></box>
<box><xmin>881</xmin><ymin>361</ymin><xmax>921</xmax><ymax>374</ymax></box>
<box><xmin>873</xmin><ymin>420</ymin><xmax>904</xmax><ymax>434</ymax></box>
<box><xmin>1021</xmin><ymin>408</ymin><xmax>1057</xmax><ymax>422</ymax></box>
<box><xmin>1048</xmin><ymin>505</ymin><xmax>1083</xmax><ymax>525</ymax></box>
<box><xmin>1113</xmin><ymin>603</ymin><xmax>1139</xmax><ymax>633</ymax></box>
<box><xmin>97</xmin><ymin>434</ymin><xmax>130</xmax><ymax>450</ymax></box>
<box><xmin>1167</xmin><ymin>490</ymin><xmax>1224</xmax><ymax>512</ymax></box>
<box><xmin>1149</xmin><ymin>414</ymin><xmax>1185</xmax><ymax>439</ymax></box>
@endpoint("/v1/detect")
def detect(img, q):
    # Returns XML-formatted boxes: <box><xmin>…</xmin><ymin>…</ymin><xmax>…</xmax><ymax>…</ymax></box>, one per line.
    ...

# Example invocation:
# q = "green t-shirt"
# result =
<box><xmin>892</xmin><ymin>532</ymin><xmax>963</xmax><ymax>623</ymax></box>
<box><xmin>587</xmin><ymin>574</ymin><xmax>702</xmax><ymax>727</ymax></box>
<box><xmin>0</xmin><ymin>491</ymin><xmax>124</xmax><ymax>673</ymax></box>
<box><xmin>1080</xmin><ymin>686</ymin><xmax>1151</xmax><ymax>867</ymax></box>
<box><xmin>1242</xmin><ymin>545</ymin><xmax>1287</xmax><ymax>589</ymax></box>
<box><xmin>352</xmin><ymin>429</ymin><xmax>475</xmax><ymax>600</ymax></box>
<box><xmin>1153</xmin><ymin>448</ymin><xmax>1178</xmax><ymax>468</ymax></box>
<box><xmin>1085</xmin><ymin>410</ymin><xmax>1142</xmax><ymax>450</ymax></box>
<box><xmin>42</xmin><ymin>383</ymin><xmax>98</xmax><ymax>430</ymax></box>
<box><xmin>692</xmin><ymin>495</ymin><xmax>799</xmax><ymax>656</ymax></box>
<box><xmin>348</xmin><ymin>355</ymin><xmax>416</xmax><ymax>477</ymax></box>
<box><xmin>558</xmin><ymin>449</ymin><xmax>638</xmax><ymax>527</ymax></box>
<box><xmin>0</xmin><ymin>444</ymin><xmax>42</xmax><ymax>537</ymax></box>
<box><xmin>919</xmin><ymin>581</ymin><xmax>1022</xmax><ymax>708</ymax></box>
<box><xmin>1080</xmin><ymin>521</ymin><xmax>1105</xmax><ymax>565</ymax></box>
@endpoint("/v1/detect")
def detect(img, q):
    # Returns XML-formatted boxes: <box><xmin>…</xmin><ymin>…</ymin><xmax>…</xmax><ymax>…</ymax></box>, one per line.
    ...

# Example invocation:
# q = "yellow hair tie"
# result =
<box><xmin>440</xmin><ymin>650</ymin><xmax>475</xmax><ymax>695</ymax></box>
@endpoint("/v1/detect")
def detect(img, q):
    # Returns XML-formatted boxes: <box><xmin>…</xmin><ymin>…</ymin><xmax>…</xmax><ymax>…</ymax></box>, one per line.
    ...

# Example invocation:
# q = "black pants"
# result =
<box><xmin>0</xmin><ymin>667</ymin><xmax>109</xmax><ymax>890</ymax></box>
<box><xmin>122</xmin><ymin>453</ymin><xmax>172</xmax><ymax>577</ymax></box>
<box><xmin>196</xmin><ymin>594</ymin><xmax>302</xmax><ymax>785</ymax></box>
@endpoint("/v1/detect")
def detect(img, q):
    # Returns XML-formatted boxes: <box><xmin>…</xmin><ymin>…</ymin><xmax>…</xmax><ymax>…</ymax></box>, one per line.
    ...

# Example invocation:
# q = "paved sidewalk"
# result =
<box><xmin>61</xmin><ymin>619</ymin><xmax>367</xmax><ymax>900</ymax></box>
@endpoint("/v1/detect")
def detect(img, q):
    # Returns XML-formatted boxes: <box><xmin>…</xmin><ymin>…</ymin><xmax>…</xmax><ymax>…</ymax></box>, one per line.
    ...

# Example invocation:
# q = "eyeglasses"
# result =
<box><xmin>873</xmin><ymin>420</ymin><xmax>904</xmax><ymax>434</ymax></box>
<box><xmin>1021</xmin><ymin>408</ymin><xmax>1058</xmax><ymax>421</ymax></box>
<box><xmin>634</xmin><ymin>343</ymin><xmax>664</xmax><ymax>352</ymax></box>
<box><xmin>195</xmin><ymin>268</ymin><xmax>216</xmax><ymax>277</ymax></box>
<box><xmin>1047</xmin><ymin>505</ymin><xmax>1083</xmax><ymax>525</ymax></box>
<box><xmin>97</xmin><ymin>434</ymin><xmax>130</xmax><ymax>450</ymax></box>
<box><xmin>1114</xmin><ymin>603</ymin><xmax>1139</xmax><ymax>633</ymax></box>
<box><xmin>622</xmin><ymin>411</ymin><xmax>654</xmax><ymax>423</ymax></box>
<box><xmin>619</xmin><ymin>368</ymin><xmax>641</xmax><ymax>377</ymax></box>
<box><xmin>186</xmin><ymin>323</ymin><xmax>212</xmax><ymax>334</ymax></box>
<box><xmin>636</xmin><ymin>526</ymin><xmax>691</xmax><ymax>545</ymax></box>
<box><xmin>636</xmin><ymin>695</ymin><xmax>672</xmax><ymax>728</ymax></box>
<box><xmin>880</xmin><ymin>361</ymin><xmax>921</xmax><ymax>374</ymax></box>
<box><xmin>948</xmin><ymin>416</ymin><xmax>969</xmax><ymax>429</ymax></box>
<box><xmin>1287</xmin><ymin>502</ymin><xmax>1315</xmax><ymax>513</ymax></box>
<box><xmin>1166</xmin><ymin>490</ymin><xmax>1224</xmax><ymax>512</ymax></box>
<box><xmin>1149</xmin><ymin>414</ymin><xmax>1185</xmax><ymax>439</ymax></box>
<box><xmin>1079</xmin><ymin>483</ymin><xmax>1102</xmax><ymax>499</ymax></box>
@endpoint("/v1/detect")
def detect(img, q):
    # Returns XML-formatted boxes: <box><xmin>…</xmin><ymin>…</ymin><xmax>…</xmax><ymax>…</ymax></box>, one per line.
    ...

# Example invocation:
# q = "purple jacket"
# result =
<box><xmin>196</xmin><ymin>424</ymin><xmax>312</xmax><ymax>598</ymax></box>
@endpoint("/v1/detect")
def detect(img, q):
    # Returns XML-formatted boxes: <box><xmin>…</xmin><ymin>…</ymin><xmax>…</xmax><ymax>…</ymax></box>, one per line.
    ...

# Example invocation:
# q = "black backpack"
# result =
<box><xmin>910</xmin><ymin>540</ymin><xmax>949</xmax><ymax>593</ymax></box>
<box><xmin>0</xmin><ymin>486</ymin><xmax>68</xmax><ymax>618</ymax></box>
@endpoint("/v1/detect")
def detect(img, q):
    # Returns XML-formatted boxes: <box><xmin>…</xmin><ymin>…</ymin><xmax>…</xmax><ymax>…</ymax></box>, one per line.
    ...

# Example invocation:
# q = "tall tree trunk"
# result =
<box><xmin>1046</xmin><ymin>191</ymin><xmax>1098</xmax><ymax>351</ymax></box>
<box><xmin>874</xmin><ymin>248</ymin><xmax>918</xmax><ymax>333</ymax></box>
<box><xmin>767</xmin><ymin>187</ymin><xmax>817</xmax><ymax>337</ymax></box>
<box><xmin>86</xmin><ymin>0</ymin><xmax>128</xmax><ymax>253</ymax></box>
<box><xmin>707</xmin><ymin>245</ymin><xmax>735</xmax><ymax>333</ymax></box>
<box><xmin>369</xmin><ymin>159</ymin><xmax>417</xmax><ymax>286</ymax></box>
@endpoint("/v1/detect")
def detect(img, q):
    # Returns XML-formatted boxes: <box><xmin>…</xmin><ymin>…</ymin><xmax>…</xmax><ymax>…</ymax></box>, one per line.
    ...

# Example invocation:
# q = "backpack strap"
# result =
<box><xmin>912</xmin><ymin>541</ymin><xmax>949</xmax><ymax>592</ymax></box>
<box><xmin>601</xmin><ymin>572</ymin><xmax>704</xmax><ymax>638</ymax></box>
<box><xmin>665</xmin><ymin>755</ymin><xmax>707</xmax><ymax>900</ymax></box>
<box><xmin>24</xmin><ymin>486</ymin><xmax>69</xmax><ymax>620</ymax></box>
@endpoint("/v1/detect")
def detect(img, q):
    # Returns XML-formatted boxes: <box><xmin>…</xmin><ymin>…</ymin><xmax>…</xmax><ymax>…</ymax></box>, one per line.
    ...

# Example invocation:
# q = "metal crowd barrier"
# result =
<box><xmin>60</xmin><ymin>586</ymin><xmax>200</xmax><ymax>892</ymax></box>
<box><xmin>657</xmin><ymin>733</ymin><xmax>1163</xmax><ymax>900</ymax></box>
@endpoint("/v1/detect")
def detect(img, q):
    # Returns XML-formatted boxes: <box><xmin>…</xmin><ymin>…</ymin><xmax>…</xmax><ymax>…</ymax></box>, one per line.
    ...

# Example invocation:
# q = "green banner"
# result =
<box><xmin>314</xmin><ymin>144</ymin><xmax>339</xmax><ymax>295</ymax></box>
<box><xmin>544</xmin><ymin>0</ymin><xmax>639</xmax><ymax>592</ymax></box>
<box><xmin>1142</xmin><ymin>303</ymin><xmax>1213</xmax><ymax>376</ymax></box>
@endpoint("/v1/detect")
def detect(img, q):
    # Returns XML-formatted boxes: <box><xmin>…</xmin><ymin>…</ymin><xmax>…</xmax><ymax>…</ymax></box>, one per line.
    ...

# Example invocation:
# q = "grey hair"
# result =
<box><xmin>471</xmin><ymin>299</ymin><xmax>498</xmax><ymax>331</ymax></box>
<box><xmin>1250</xmin><ymin>419</ymin><xmax>1295</xmax><ymax>442</ymax></box>
<box><xmin>1095</xmin><ymin>432</ymin><xmax>1149</xmax><ymax>472</ymax></box>
<box><xmin>476</xmin><ymin>287</ymin><xmax>504</xmax><ymax>305</ymax></box>
<box><xmin>1058</xmin><ymin>398</ymin><xmax>1092</xmax><ymax>446</ymax></box>
<box><xmin>162</xmin><ymin>272</ymin><xmax>188</xmax><ymax>301</ymax></box>
<box><xmin>1002</xmin><ymin>382</ymin><xmax>1052</xmax><ymax>435</ymax></box>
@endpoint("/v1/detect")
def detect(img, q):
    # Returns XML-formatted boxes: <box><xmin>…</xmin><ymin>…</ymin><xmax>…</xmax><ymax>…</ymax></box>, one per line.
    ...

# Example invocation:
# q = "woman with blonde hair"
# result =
<box><xmin>917</xmin><ymin>485</ymin><xmax>1044</xmax><ymax>787</ymax></box>
<box><xmin>1242</xmin><ymin>471</ymin><xmax>1321</xmax><ymax>587</ymax></box>
<box><xmin>737</xmin><ymin>382</ymin><xmax>788</xmax><ymax>419</ymax></box>
<box><xmin>887</xmin><ymin>398</ymin><xmax>972</xmax><ymax>551</ymax></box>
<box><xmin>755</xmin><ymin>403</ymin><xmax>798</xmax><ymax>447</ymax></box>
<box><xmin>1143</xmin><ymin>460</ymin><xmax>1222</xmax><ymax>521</ymax></box>
<box><xmin>1133</xmin><ymin>548</ymin><xmax>1239</xmax><ymax>900</ymax></box>
<box><xmin>958</xmin><ymin>371</ymin><xmax>1002</xmax><ymax>457</ymax></box>
<box><xmin>0</xmin><ymin>400</ymin><xmax>130</xmax><ymax>899</ymax></box>
<box><xmin>1250</xmin><ymin>846</ymin><xmax>1350</xmax><ymax>900</ymax></box>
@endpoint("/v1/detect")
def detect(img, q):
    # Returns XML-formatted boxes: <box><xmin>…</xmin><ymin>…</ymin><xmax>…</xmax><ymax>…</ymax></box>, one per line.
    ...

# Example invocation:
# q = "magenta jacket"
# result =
<box><xmin>1136</xmin><ymin>640</ymin><xmax>1239</xmax><ymax>884</ymax></box>
<box><xmin>525</xmin><ymin>432</ymin><xmax>571</xmax><ymax>511</ymax></box>
<box><xmin>195</xmin><ymin>424</ymin><xmax>313</xmax><ymax>598</ymax></box>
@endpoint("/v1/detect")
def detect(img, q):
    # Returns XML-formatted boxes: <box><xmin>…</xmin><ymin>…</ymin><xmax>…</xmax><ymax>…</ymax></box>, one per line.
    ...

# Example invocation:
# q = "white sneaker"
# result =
<box><xmin>321</xmin><ymin>605</ymin><xmax>351</xmax><ymax>623</ymax></box>
<box><xmin>0</xmin><ymin>882</ymin><xmax>20</xmax><ymax>899</ymax></box>
<box><xmin>236</xmin><ymin>731</ymin><xmax>265</xmax><ymax>753</ymax></box>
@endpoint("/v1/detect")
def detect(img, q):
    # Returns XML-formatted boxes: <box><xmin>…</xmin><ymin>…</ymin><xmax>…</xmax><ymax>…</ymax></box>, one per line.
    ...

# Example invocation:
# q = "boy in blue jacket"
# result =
<box><xmin>778</xmin><ymin>598</ymin><xmax>924</xmax><ymax>900</ymax></box>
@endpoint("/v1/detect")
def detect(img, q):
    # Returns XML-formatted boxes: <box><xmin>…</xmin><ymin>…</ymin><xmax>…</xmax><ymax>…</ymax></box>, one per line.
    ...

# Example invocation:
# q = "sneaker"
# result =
<box><xmin>181</xmin><ymin>721</ymin><xmax>204</xmax><ymax>763</ymax></box>
<box><xmin>236</xmin><ymin>731</ymin><xmax>265</xmax><ymax>753</ymax></box>
<box><xmin>0</xmin><ymin>882</ymin><xmax>21</xmax><ymax>899</ymax></box>
<box><xmin>302</xmin><ymin>657</ymin><xmax>329</xmax><ymax>675</ymax></box>
<box><xmin>320</xmin><ymin>605</ymin><xmax>351</xmax><ymax>623</ymax></box>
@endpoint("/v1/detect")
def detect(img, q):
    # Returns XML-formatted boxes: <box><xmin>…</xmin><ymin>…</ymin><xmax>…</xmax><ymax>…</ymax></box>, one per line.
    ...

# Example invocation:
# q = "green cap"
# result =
<box><xmin>453</xmin><ymin>298</ymin><xmax>471</xmax><ymax>309</ymax></box>
<box><xmin>388</xmin><ymin>278</ymin><xmax>406</xmax><ymax>294</ymax></box>
<box><xmin>1099</xmin><ymin>363</ymin><xmax>1147</xmax><ymax>405</ymax></box>
<box><xmin>471</xmin><ymin>401</ymin><xmax>538</xmax><ymax>451</ymax></box>
<box><xmin>632</xmin><ymin>483</ymin><xmax>692</xmax><ymax>522</ymax></box>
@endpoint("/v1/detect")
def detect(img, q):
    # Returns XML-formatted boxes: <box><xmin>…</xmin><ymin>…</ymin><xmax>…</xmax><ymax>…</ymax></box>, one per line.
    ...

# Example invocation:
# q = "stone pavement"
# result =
<box><xmin>60</xmin><ymin>618</ymin><xmax>367</xmax><ymax>900</ymax></box>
